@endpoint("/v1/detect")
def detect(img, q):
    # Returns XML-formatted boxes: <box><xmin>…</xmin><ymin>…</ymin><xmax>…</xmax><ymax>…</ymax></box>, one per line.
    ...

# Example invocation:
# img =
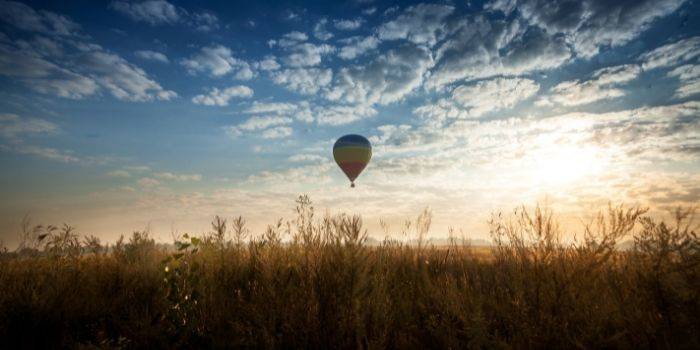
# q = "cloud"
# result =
<box><xmin>0</xmin><ymin>114</ymin><xmax>80</xmax><ymax>164</ymax></box>
<box><xmin>537</xmin><ymin>64</ymin><xmax>641</xmax><ymax>106</ymax></box>
<box><xmin>338</xmin><ymin>36</ymin><xmax>380</xmax><ymax>60</ymax></box>
<box><xmin>137</xmin><ymin>177</ymin><xmax>161</xmax><ymax>187</ymax></box>
<box><xmin>243</xmin><ymin>101</ymin><xmax>314</xmax><ymax>123</ymax></box>
<box><xmin>12</xmin><ymin>144</ymin><xmax>80</xmax><ymax>162</ymax></box>
<box><xmin>313</xmin><ymin>19</ymin><xmax>334</xmax><ymax>41</ymax></box>
<box><xmin>377</xmin><ymin>4</ymin><xmax>455</xmax><ymax>47</ymax></box>
<box><xmin>106</xmin><ymin>170</ymin><xmax>131</xmax><ymax>178</ymax></box>
<box><xmin>283</xmin><ymin>31</ymin><xmax>308</xmax><ymax>41</ymax></box>
<box><xmin>192</xmin><ymin>85</ymin><xmax>253</xmax><ymax>106</ymax></box>
<box><xmin>244</xmin><ymin>101</ymin><xmax>298</xmax><ymax>115</ymax></box>
<box><xmin>0</xmin><ymin>113</ymin><xmax>58</xmax><ymax>139</ymax></box>
<box><xmin>0</xmin><ymin>0</ymin><xmax>81</xmax><ymax>36</ymax></box>
<box><xmin>181</xmin><ymin>45</ymin><xmax>254</xmax><ymax>79</ymax></box>
<box><xmin>76</xmin><ymin>50</ymin><xmax>177</xmax><ymax>101</ymax></box>
<box><xmin>224</xmin><ymin>115</ymin><xmax>293</xmax><ymax>139</ymax></box>
<box><xmin>638</xmin><ymin>38</ymin><xmax>700</xmax><ymax>99</ymax></box>
<box><xmin>110</xmin><ymin>0</ymin><xmax>220</xmax><ymax>31</ymax></box>
<box><xmin>326</xmin><ymin>44</ymin><xmax>433</xmax><ymax>105</ymax></box>
<box><xmin>452</xmin><ymin>77</ymin><xmax>539</xmax><ymax>117</ymax></box>
<box><xmin>487</xmin><ymin>0</ymin><xmax>687</xmax><ymax>58</ymax></box>
<box><xmin>190</xmin><ymin>11</ymin><xmax>219</xmax><ymax>32</ymax></box>
<box><xmin>640</xmin><ymin>37</ymin><xmax>700</xmax><ymax>70</ymax></box>
<box><xmin>0</xmin><ymin>43</ymin><xmax>100</xmax><ymax>99</ymax></box>
<box><xmin>282</xmin><ymin>43</ymin><xmax>335</xmax><ymax>68</ymax></box>
<box><xmin>362</xmin><ymin>7</ymin><xmax>377</xmax><ymax>16</ymax></box>
<box><xmin>414</xmin><ymin>77</ymin><xmax>540</xmax><ymax>122</ymax></box>
<box><xmin>154</xmin><ymin>172</ymin><xmax>202</xmax><ymax>181</ymax></box>
<box><xmin>315</xmin><ymin>104</ymin><xmax>377</xmax><ymax>125</ymax></box>
<box><xmin>427</xmin><ymin>17</ymin><xmax>571</xmax><ymax>89</ymax></box>
<box><xmin>110</xmin><ymin>0</ymin><xmax>180</xmax><ymax>25</ymax></box>
<box><xmin>246</xmin><ymin>163</ymin><xmax>333</xmax><ymax>185</ymax></box>
<box><xmin>668</xmin><ymin>64</ymin><xmax>700</xmax><ymax>99</ymax></box>
<box><xmin>238</xmin><ymin>116</ymin><xmax>293</xmax><ymax>131</ymax></box>
<box><xmin>256</xmin><ymin>56</ymin><xmax>280</xmax><ymax>71</ymax></box>
<box><xmin>261</xmin><ymin>126</ymin><xmax>293</xmax><ymax>139</ymax></box>
<box><xmin>288</xmin><ymin>154</ymin><xmax>326</xmax><ymax>162</ymax></box>
<box><xmin>135</xmin><ymin>50</ymin><xmax>169</xmax><ymax>63</ymax></box>
<box><xmin>0</xmin><ymin>4</ymin><xmax>176</xmax><ymax>102</ymax></box>
<box><xmin>334</xmin><ymin>18</ymin><xmax>363</xmax><ymax>31</ymax></box>
<box><xmin>271</xmin><ymin>68</ymin><xmax>333</xmax><ymax>95</ymax></box>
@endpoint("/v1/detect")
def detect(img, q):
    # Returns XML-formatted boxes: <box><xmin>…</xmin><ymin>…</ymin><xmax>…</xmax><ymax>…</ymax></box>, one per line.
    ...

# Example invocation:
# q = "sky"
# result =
<box><xmin>0</xmin><ymin>0</ymin><xmax>699</xmax><ymax>246</ymax></box>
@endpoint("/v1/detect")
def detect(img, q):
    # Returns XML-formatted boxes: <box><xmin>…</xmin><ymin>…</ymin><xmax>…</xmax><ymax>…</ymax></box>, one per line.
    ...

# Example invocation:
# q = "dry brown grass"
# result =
<box><xmin>0</xmin><ymin>196</ymin><xmax>698</xmax><ymax>348</ymax></box>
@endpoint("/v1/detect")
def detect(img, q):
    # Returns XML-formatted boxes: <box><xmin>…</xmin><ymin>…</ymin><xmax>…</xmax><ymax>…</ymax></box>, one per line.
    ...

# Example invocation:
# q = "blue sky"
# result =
<box><xmin>0</xmin><ymin>0</ymin><xmax>699</xmax><ymax>245</ymax></box>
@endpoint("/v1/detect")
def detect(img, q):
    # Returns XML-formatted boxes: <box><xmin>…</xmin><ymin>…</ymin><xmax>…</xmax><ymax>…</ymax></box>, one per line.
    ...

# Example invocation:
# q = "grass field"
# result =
<box><xmin>0</xmin><ymin>196</ymin><xmax>698</xmax><ymax>348</ymax></box>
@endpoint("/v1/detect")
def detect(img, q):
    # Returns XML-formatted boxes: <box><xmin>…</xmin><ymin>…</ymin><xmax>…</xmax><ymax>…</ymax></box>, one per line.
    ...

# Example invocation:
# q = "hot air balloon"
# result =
<box><xmin>333</xmin><ymin>134</ymin><xmax>372</xmax><ymax>188</ymax></box>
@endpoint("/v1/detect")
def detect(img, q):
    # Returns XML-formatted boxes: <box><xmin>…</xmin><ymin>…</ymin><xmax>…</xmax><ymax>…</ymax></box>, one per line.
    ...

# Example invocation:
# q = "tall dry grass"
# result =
<box><xmin>0</xmin><ymin>196</ymin><xmax>698</xmax><ymax>348</ymax></box>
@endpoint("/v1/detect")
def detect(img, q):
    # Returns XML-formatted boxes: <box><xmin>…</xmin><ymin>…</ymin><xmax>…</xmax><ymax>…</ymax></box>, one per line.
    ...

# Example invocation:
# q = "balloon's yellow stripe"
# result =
<box><xmin>333</xmin><ymin>147</ymin><xmax>372</xmax><ymax>163</ymax></box>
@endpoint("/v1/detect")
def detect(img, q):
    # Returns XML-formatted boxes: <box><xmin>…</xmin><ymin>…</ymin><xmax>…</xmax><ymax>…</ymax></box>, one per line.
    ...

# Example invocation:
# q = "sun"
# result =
<box><xmin>529</xmin><ymin>144</ymin><xmax>607</xmax><ymax>188</ymax></box>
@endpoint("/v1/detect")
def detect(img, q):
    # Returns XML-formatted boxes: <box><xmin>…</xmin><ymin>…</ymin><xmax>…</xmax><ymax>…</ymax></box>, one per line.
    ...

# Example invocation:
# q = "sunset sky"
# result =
<box><xmin>1</xmin><ymin>0</ymin><xmax>699</xmax><ymax>246</ymax></box>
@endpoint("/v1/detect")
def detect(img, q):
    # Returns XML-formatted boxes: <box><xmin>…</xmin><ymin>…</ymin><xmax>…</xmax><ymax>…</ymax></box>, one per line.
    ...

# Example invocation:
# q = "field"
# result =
<box><xmin>0</xmin><ymin>196</ymin><xmax>698</xmax><ymax>348</ymax></box>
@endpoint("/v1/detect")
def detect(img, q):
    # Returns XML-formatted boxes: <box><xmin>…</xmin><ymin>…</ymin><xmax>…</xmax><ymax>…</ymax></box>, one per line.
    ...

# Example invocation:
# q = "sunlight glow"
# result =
<box><xmin>529</xmin><ymin>144</ymin><xmax>607</xmax><ymax>188</ymax></box>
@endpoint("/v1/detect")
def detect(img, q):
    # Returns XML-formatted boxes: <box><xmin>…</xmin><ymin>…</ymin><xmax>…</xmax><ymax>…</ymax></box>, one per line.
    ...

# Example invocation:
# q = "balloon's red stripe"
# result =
<box><xmin>337</xmin><ymin>161</ymin><xmax>368</xmax><ymax>181</ymax></box>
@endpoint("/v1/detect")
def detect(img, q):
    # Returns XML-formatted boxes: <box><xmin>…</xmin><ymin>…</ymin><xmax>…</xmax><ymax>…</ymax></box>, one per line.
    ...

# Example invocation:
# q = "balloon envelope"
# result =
<box><xmin>333</xmin><ymin>134</ymin><xmax>372</xmax><ymax>187</ymax></box>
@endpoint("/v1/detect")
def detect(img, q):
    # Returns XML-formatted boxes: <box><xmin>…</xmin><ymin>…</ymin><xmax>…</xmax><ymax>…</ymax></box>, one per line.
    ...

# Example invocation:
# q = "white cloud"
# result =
<box><xmin>487</xmin><ymin>0</ymin><xmax>687</xmax><ymax>58</ymax></box>
<box><xmin>674</xmin><ymin>80</ymin><xmax>700</xmax><ymax>99</ymax></box>
<box><xmin>377</xmin><ymin>4</ymin><xmax>455</xmax><ymax>46</ymax></box>
<box><xmin>271</xmin><ymin>68</ymin><xmax>333</xmax><ymax>95</ymax></box>
<box><xmin>238</xmin><ymin>116</ymin><xmax>293</xmax><ymax>131</ymax></box>
<box><xmin>111</xmin><ymin>1</ymin><xmax>218</xmax><ymax>31</ymax></box>
<box><xmin>668</xmin><ymin>65</ymin><xmax>700</xmax><ymax>98</ymax></box>
<box><xmin>283</xmin><ymin>31</ymin><xmax>308</xmax><ymax>41</ymax></box>
<box><xmin>640</xmin><ymin>37</ymin><xmax>700</xmax><ymax>70</ymax></box>
<box><xmin>315</xmin><ymin>104</ymin><xmax>377</xmax><ymax>125</ymax></box>
<box><xmin>138</xmin><ymin>177</ymin><xmax>161</xmax><ymax>187</ymax></box>
<box><xmin>427</xmin><ymin>17</ymin><xmax>571</xmax><ymax>89</ymax></box>
<box><xmin>282</xmin><ymin>43</ymin><xmax>335</xmax><ymax>67</ymax></box>
<box><xmin>0</xmin><ymin>7</ymin><xmax>176</xmax><ymax>102</ymax></box>
<box><xmin>326</xmin><ymin>44</ymin><xmax>433</xmax><ymax>105</ymax></box>
<box><xmin>668</xmin><ymin>64</ymin><xmax>700</xmax><ymax>81</ymax></box>
<box><xmin>414</xmin><ymin>78</ymin><xmax>540</xmax><ymax>122</ymax></box>
<box><xmin>192</xmin><ymin>85</ymin><xmax>253</xmax><ymax>106</ymax></box>
<box><xmin>247</xmin><ymin>163</ymin><xmax>333</xmax><ymax>185</ymax></box>
<box><xmin>0</xmin><ymin>113</ymin><xmax>58</xmax><ymax>139</ymax></box>
<box><xmin>0</xmin><ymin>41</ymin><xmax>99</xmax><ymax>100</ymax></box>
<box><xmin>0</xmin><ymin>0</ymin><xmax>81</xmax><ymax>36</ymax></box>
<box><xmin>135</xmin><ymin>50</ymin><xmax>169</xmax><ymax>63</ymax></box>
<box><xmin>0</xmin><ymin>114</ymin><xmax>79</xmax><ymax>163</ymax></box>
<box><xmin>106</xmin><ymin>170</ymin><xmax>131</xmax><ymax>178</ymax></box>
<box><xmin>452</xmin><ymin>77</ymin><xmax>540</xmax><ymax>117</ymax></box>
<box><xmin>313</xmin><ymin>18</ymin><xmax>334</xmax><ymax>41</ymax></box>
<box><xmin>181</xmin><ymin>45</ymin><xmax>254</xmax><ymax>79</ymax></box>
<box><xmin>13</xmin><ymin>144</ymin><xmax>79</xmax><ymax>163</ymax></box>
<box><xmin>256</xmin><ymin>56</ymin><xmax>280</xmax><ymax>71</ymax></box>
<box><xmin>190</xmin><ymin>11</ymin><xmax>219</xmax><ymax>32</ymax></box>
<box><xmin>77</xmin><ymin>50</ymin><xmax>177</xmax><ymax>101</ymax></box>
<box><xmin>244</xmin><ymin>101</ymin><xmax>298</xmax><ymax>115</ymax></box>
<box><xmin>334</xmin><ymin>18</ymin><xmax>363</xmax><ymax>31</ymax></box>
<box><xmin>338</xmin><ymin>36</ymin><xmax>379</xmax><ymax>60</ymax></box>
<box><xmin>154</xmin><ymin>172</ymin><xmax>202</xmax><ymax>181</ymax></box>
<box><xmin>537</xmin><ymin>64</ymin><xmax>641</xmax><ymax>106</ymax></box>
<box><xmin>261</xmin><ymin>126</ymin><xmax>293</xmax><ymax>139</ymax></box>
<box><xmin>243</xmin><ymin>101</ymin><xmax>314</xmax><ymax>123</ymax></box>
<box><xmin>110</xmin><ymin>0</ymin><xmax>180</xmax><ymax>25</ymax></box>
<box><xmin>288</xmin><ymin>154</ymin><xmax>326</xmax><ymax>162</ymax></box>
<box><xmin>224</xmin><ymin>115</ymin><xmax>293</xmax><ymax>139</ymax></box>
